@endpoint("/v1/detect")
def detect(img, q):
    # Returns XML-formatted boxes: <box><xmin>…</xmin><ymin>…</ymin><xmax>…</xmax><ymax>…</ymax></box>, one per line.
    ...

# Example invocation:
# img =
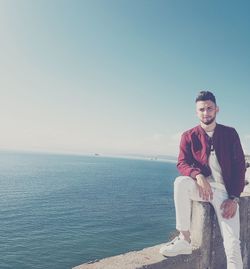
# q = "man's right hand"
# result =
<box><xmin>195</xmin><ymin>174</ymin><xmax>213</xmax><ymax>201</ymax></box>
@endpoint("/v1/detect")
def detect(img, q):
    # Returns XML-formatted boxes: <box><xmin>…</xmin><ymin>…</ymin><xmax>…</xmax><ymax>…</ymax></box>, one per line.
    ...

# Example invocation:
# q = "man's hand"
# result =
<box><xmin>220</xmin><ymin>199</ymin><xmax>238</xmax><ymax>219</ymax></box>
<box><xmin>195</xmin><ymin>174</ymin><xmax>213</xmax><ymax>201</ymax></box>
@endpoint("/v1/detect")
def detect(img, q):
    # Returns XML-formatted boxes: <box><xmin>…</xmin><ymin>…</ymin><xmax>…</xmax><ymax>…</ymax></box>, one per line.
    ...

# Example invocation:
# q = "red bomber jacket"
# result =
<box><xmin>177</xmin><ymin>124</ymin><xmax>246</xmax><ymax>197</ymax></box>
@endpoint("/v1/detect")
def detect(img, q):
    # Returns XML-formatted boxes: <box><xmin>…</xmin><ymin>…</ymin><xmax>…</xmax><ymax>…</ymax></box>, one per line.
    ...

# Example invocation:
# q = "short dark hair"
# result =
<box><xmin>195</xmin><ymin>90</ymin><xmax>216</xmax><ymax>104</ymax></box>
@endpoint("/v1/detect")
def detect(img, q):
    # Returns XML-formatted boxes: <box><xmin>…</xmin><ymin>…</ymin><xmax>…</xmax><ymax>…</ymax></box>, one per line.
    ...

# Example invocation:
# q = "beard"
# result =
<box><xmin>201</xmin><ymin>116</ymin><xmax>216</xmax><ymax>125</ymax></box>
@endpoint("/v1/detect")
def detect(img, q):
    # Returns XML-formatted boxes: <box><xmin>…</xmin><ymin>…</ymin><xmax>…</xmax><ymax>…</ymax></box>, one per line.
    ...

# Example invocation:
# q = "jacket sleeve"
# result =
<box><xmin>177</xmin><ymin>133</ymin><xmax>201</xmax><ymax>179</ymax></box>
<box><xmin>230</xmin><ymin>129</ymin><xmax>246</xmax><ymax>197</ymax></box>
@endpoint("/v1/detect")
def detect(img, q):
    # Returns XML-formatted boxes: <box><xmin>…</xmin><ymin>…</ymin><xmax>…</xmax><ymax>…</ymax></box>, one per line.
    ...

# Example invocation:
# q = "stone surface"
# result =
<box><xmin>73</xmin><ymin>245</ymin><xmax>203</xmax><ymax>269</ymax></box>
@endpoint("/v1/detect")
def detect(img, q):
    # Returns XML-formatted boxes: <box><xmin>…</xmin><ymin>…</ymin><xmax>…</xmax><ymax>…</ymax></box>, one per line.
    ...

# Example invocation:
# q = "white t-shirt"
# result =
<box><xmin>206</xmin><ymin>131</ymin><xmax>226</xmax><ymax>191</ymax></box>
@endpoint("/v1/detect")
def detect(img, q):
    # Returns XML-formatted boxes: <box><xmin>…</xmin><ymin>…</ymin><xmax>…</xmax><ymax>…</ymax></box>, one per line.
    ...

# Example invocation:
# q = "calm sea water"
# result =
<box><xmin>0</xmin><ymin>151</ymin><xmax>178</xmax><ymax>269</ymax></box>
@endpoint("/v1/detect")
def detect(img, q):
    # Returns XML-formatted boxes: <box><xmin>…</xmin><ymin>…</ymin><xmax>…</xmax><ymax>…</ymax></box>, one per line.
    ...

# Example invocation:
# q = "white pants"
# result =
<box><xmin>174</xmin><ymin>176</ymin><xmax>243</xmax><ymax>269</ymax></box>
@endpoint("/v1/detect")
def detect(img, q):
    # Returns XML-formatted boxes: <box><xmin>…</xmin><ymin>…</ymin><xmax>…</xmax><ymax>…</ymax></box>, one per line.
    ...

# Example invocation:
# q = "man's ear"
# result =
<box><xmin>216</xmin><ymin>106</ymin><xmax>219</xmax><ymax>113</ymax></box>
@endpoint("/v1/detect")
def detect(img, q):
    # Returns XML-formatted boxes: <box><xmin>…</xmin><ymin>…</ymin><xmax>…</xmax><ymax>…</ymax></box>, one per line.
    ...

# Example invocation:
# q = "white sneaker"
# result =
<box><xmin>159</xmin><ymin>236</ymin><xmax>192</xmax><ymax>257</ymax></box>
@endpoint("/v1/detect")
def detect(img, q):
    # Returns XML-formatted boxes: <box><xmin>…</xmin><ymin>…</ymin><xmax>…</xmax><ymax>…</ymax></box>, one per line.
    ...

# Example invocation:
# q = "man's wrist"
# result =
<box><xmin>229</xmin><ymin>195</ymin><xmax>240</xmax><ymax>204</ymax></box>
<box><xmin>196</xmin><ymin>174</ymin><xmax>205</xmax><ymax>181</ymax></box>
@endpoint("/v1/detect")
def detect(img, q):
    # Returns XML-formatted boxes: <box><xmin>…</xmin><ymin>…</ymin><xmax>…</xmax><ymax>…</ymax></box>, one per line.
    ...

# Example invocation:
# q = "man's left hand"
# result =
<box><xmin>220</xmin><ymin>199</ymin><xmax>238</xmax><ymax>219</ymax></box>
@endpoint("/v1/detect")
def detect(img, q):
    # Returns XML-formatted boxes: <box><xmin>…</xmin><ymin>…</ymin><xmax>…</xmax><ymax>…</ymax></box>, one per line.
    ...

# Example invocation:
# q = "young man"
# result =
<box><xmin>160</xmin><ymin>91</ymin><xmax>246</xmax><ymax>269</ymax></box>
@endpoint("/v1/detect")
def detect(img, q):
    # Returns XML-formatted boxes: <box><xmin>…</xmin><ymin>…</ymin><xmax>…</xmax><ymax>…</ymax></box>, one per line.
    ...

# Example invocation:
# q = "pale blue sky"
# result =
<box><xmin>0</xmin><ymin>0</ymin><xmax>249</xmax><ymax>156</ymax></box>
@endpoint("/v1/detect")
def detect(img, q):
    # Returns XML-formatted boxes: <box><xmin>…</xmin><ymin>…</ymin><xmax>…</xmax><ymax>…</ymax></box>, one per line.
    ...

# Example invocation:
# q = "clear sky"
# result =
<box><xmin>0</xmin><ymin>0</ymin><xmax>249</xmax><ymax>157</ymax></box>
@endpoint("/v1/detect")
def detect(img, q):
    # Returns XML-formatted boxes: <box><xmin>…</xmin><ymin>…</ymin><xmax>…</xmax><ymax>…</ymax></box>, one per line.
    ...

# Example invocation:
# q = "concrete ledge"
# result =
<box><xmin>73</xmin><ymin>195</ymin><xmax>250</xmax><ymax>269</ymax></box>
<box><xmin>73</xmin><ymin>244</ymin><xmax>203</xmax><ymax>269</ymax></box>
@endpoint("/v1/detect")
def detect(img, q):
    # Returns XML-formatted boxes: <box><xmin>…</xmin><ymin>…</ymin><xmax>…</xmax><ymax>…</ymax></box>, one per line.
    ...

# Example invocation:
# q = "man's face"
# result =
<box><xmin>196</xmin><ymin>100</ymin><xmax>219</xmax><ymax>125</ymax></box>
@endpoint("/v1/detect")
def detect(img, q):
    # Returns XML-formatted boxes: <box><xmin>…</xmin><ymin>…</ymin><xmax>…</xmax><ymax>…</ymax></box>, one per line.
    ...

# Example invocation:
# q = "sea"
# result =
<box><xmin>0</xmin><ymin>151</ymin><xmax>179</xmax><ymax>269</ymax></box>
